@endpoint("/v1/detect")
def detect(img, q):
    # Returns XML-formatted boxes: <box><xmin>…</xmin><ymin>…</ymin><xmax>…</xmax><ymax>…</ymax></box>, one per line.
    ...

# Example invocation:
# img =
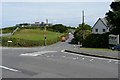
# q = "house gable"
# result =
<box><xmin>92</xmin><ymin>18</ymin><xmax>109</xmax><ymax>34</ymax></box>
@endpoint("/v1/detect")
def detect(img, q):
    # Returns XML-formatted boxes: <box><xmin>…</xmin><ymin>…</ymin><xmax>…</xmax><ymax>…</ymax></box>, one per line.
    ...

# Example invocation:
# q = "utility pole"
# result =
<box><xmin>44</xmin><ymin>19</ymin><xmax>48</xmax><ymax>46</ymax></box>
<box><xmin>82</xmin><ymin>10</ymin><xmax>85</xmax><ymax>41</ymax></box>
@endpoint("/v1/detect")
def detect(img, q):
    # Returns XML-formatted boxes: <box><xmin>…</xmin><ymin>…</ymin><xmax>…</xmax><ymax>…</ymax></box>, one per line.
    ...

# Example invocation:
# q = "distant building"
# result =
<box><xmin>16</xmin><ymin>23</ymin><xmax>31</xmax><ymax>27</ymax></box>
<box><xmin>31</xmin><ymin>22</ymin><xmax>41</xmax><ymax>26</ymax></box>
<box><xmin>92</xmin><ymin>18</ymin><xmax>109</xmax><ymax>34</ymax></box>
<box><xmin>17</xmin><ymin>21</ymin><xmax>52</xmax><ymax>27</ymax></box>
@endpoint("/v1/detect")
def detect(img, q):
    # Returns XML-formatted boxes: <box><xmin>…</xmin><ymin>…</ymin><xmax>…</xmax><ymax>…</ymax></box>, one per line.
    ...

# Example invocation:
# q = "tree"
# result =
<box><xmin>106</xmin><ymin>2</ymin><xmax>120</xmax><ymax>31</ymax></box>
<box><xmin>74</xmin><ymin>24</ymin><xmax>92</xmax><ymax>43</ymax></box>
<box><xmin>52</xmin><ymin>24</ymin><xmax>68</xmax><ymax>33</ymax></box>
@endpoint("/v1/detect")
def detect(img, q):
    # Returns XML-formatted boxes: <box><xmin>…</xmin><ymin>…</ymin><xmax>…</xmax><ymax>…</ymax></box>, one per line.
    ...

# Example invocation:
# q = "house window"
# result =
<box><xmin>95</xmin><ymin>29</ymin><xmax>98</xmax><ymax>32</ymax></box>
<box><xmin>103</xmin><ymin>29</ymin><xmax>106</xmax><ymax>32</ymax></box>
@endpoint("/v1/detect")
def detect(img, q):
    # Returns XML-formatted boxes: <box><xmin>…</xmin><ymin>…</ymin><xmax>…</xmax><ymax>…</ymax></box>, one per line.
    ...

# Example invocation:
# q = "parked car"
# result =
<box><xmin>111</xmin><ymin>44</ymin><xmax>120</xmax><ymax>51</ymax></box>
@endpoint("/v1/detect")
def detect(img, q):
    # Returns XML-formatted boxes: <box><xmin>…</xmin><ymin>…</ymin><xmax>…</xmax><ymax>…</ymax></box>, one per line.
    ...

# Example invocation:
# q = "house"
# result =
<box><xmin>17</xmin><ymin>22</ymin><xmax>52</xmax><ymax>27</ymax></box>
<box><xmin>92</xmin><ymin>18</ymin><xmax>109</xmax><ymax>34</ymax></box>
<box><xmin>16</xmin><ymin>23</ymin><xmax>31</xmax><ymax>27</ymax></box>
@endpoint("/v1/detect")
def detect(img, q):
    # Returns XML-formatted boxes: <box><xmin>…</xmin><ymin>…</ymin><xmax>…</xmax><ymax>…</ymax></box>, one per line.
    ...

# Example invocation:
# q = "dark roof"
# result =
<box><xmin>92</xmin><ymin>17</ymin><xmax>109</xmax><ymax>29</ymax></box>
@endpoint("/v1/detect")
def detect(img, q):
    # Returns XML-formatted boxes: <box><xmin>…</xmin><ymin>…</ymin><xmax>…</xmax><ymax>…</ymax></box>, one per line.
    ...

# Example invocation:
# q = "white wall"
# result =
<box><xmin>92</xmin><ymin>19</ymin><xmax>109</xmax><ymax>34</ymax></box>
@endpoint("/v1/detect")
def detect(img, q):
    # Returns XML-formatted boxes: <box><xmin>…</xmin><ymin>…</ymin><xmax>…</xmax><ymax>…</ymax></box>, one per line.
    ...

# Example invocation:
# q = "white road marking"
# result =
<box><xmin>108</xmin><ymin>60</ymin><xmax>112</xmax><ymax>63</ymax></box>
<box><xmin>62</xmin><ymin>56</ymin><xmax>66</xmax><ymax>58</ymax></box>
<box><xmin>73</xmin><ymin>58</ymin><xmax>77</xmax><ymax>60</ymax></box>
<box><xmin>90</xmin><ymin>59</ymin><xmax>94</xmax><ymax>61</ymax></box>
<box><xmin>20</xmin><ymin>53</ymin><xmax>38</xmax><ymax>56</ymax></box>
<box><xmin>82</xmin><ymin>58</ymin><xmax>85</xmax><ymax>60</ymax></box>
<box><xmin>76</xmin><ymin>57</ymin><xmax>79</xmax><ymax>59</ymax></box>
<box><xmin>61</xmin><ymin>50</ymin><xmax>119</xmax><ymax>62</ymax></box>
<box><xmin>20</xmin><ymin>51</ymin><xmax>57</xmax><ymax>57</ymax></box>
<box><xmin>0</xmin><ymin>65</ymin><xmax>21</xmax><ymax>72</ymax></box>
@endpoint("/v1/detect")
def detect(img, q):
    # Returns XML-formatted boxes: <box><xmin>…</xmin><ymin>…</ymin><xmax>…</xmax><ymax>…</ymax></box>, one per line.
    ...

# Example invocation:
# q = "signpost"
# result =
<box><xmin>44</xmin><ymin>19</ymin><xmax>48</xmax><ymax>46</ymax></box>
<box><xmin>109</xmin><ymin>34</ymin><xmax>119</xmax><ymax>45</ymax></box>
<box><xmin>8</xmin><ymin>41</ymin><xmax>12</xmax><ymax>43</ymax></box>
<box><xmin>7</xmin><ymin>40</ymin><xmax>12</xmax><ymax>47</ymax></box>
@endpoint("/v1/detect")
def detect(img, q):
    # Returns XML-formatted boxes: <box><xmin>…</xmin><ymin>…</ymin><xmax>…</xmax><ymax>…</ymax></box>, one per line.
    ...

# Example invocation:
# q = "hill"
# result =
<box><xmin>2</xmin><ymin>28</ymin><xmax>64</xmax><ymax>47</ymax></box>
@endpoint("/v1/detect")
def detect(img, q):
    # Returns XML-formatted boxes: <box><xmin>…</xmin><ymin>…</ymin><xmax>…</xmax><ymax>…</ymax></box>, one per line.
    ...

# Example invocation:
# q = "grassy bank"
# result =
<box><xmin>12</xmin><ymin>29</ymin><xmax>62</xmax><ymax>41</ymax></box>
<box><xmin>80</xmin><ymin>48</ymin><xmax>117</xmax><ymax>52</ymax></box>
<box><xmin>2</xmin><ymin>29</ymin><xmax>64</xmax><ymax>47</ymax></box>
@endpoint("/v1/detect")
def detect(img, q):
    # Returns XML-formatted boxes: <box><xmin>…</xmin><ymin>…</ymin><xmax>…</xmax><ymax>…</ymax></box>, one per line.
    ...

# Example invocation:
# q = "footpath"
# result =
<box><xmin>65</xmin><ymin>46</ymin><xmax>120</xmax><ymax>60</ymax></box>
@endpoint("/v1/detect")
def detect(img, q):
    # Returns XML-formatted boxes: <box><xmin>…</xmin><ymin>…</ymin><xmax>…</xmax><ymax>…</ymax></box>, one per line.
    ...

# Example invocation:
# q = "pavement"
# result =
<box><xmin>1</xmin><ymin>33</ymin><xmax>119</xmax><ymax>78</ymax></box>
<box><xmin>65</xmin><ymin>47</ymin><xmax>119</xmax><ymax>60</ymax></box>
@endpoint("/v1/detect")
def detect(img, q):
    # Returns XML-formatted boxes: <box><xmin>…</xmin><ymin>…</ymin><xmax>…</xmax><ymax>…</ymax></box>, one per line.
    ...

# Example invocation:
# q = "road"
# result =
<box><xmin>1</xmin><ymin>34</ymin><xmax>119</xmax><ymax>78</ymax></box>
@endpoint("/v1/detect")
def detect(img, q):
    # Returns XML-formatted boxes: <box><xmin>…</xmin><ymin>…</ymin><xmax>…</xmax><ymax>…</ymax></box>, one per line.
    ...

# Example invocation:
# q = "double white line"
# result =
<box><xmin>0</xmin><ymin>65</ymin><xmax>21</xmax><ymax>72</ymax></box>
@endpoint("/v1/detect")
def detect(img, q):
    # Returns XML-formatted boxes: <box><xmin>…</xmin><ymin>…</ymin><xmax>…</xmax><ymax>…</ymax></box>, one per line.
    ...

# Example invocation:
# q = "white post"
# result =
<box><xmin>117</xmin><ymin>35</ymin><xmax>119</xmax><ymax>44</ymax></box>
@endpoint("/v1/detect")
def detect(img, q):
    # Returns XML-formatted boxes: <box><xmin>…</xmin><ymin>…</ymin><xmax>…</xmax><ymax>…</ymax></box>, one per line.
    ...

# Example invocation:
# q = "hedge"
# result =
<box><xmin>2</xmin><ymin>37</ymin><xmax>60</xmax><ymax>47</ymax></box>
<box><xmin>82</xmin><ymin>33</ymin><xmax>109</xmax><ymax>48</ymax></box>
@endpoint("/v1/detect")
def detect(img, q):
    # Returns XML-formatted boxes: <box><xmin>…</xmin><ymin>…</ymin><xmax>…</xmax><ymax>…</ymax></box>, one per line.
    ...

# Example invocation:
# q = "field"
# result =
<box><xmin>2</xmin><ymin>29</ymin><xmax>64</xmax><ymax>47</ymax></box>
<box><xmin>12</xmin><ymin>29</ymin><xmax>63</xmax><ymax>41</ymax></box>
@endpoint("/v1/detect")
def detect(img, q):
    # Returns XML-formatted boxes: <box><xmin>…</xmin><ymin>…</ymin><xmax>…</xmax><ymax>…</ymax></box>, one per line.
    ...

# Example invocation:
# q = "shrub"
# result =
<box><xmin>2</xmin><ymin>37</ymin><xmax>60</xmax><ymax>47</ymax></box>
<box><xmin>82</xmin><ymin>33</ymin><xmax>109</xmax><ymax>48</ymax></box>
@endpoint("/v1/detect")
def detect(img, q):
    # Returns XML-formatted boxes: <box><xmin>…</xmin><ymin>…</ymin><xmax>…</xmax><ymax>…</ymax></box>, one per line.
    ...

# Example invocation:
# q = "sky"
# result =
<box><xmin>1</xmin><ymin>0</ymin><xmax>114</xmax><ymax>2</ymax></box>
<box><xmin>1</xmin><ymin>1</ymin><xmax>112</xmax><ymax>28</ymax></box>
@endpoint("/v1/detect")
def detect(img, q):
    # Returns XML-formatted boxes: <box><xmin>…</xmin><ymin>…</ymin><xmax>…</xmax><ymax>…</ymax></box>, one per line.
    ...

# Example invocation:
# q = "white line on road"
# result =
<box><xmin>82</xmin><ymin>58</ymin><xmax>85</xmax><ymax>60</ymax></box>
<box><xmin>73</xmin><ymin>58</ymin><xmax>77</xmax><ymax>60</ymax></box>
<box><xmin>108</xmin><ymin>60</ymin><xmax>112</xmax><ymax>63</ymax></box>
<box><xmin>0</xmin><ymin>65</ymin><xmax>21</xmax><ymax>72</ymax></box>
<box><xmin>90</xmin><ymin>59</ymin><xmax>94</xmax><ymax>61</ymax></box>
<box><xmin>20</xmin><ymin>51</ymin><xmax>57</xmax><ymax>57</ymax></box>
<box><xmin>62</xmin><ymin>56</ymin><xmax>66</xmax><ymax>58</ymax></box>
<box><xmin>76</xmin><ymin>57</ymin><xmax>79</xmax><ymax>59</ymax></box>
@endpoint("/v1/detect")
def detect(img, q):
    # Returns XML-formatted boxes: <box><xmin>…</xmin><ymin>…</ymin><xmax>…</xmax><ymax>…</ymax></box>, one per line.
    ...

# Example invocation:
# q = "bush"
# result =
<box><xmin>82</xmin><ymin>33</ymin><xmax>109</xmax><ymax>48</ymax></box>
<box><xmin>2</xmin><ymin>26</ymin><xmax>17</xmax><ymax>33</ymax></box>
<box><xmin>52</xmin><ymin>24</ymin><xmax>68</xmax><ymax>33</ymax></box>
<box><xmin>2</xmin><ymin>37</ymin><xmax>60</xmax><ymax>47</ymax></box>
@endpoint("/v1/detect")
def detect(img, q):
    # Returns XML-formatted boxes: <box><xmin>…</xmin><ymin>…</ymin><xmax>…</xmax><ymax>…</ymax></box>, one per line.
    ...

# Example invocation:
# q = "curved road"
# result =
<box><xmin>1</xmin><ymin>33</ymin><xmax>119</xmax><ymax>78</ymax></box>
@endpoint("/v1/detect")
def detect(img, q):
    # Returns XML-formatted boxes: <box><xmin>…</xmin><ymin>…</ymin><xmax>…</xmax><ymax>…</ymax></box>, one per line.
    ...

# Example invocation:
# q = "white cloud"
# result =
<box><xmin>1</xmin><ymin>0</ymin><xmax>114</xmax><ymax>2</ymax></box>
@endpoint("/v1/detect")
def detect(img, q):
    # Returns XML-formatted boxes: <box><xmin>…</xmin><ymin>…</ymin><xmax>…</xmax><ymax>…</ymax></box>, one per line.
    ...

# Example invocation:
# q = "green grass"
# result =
<box><xmin>11</xmin><ymin>29</ymin><xmax>63</xmax><ymax>41</ymax></box>
<box><xmin>2</xmin><ymin>27</ymin><xmax>15</xmax><ymax>33</ymax></box>
<box><xmin>80</xmin><ymin>48</ymin><xmax>117</xmax><ymax>52</ymax></box>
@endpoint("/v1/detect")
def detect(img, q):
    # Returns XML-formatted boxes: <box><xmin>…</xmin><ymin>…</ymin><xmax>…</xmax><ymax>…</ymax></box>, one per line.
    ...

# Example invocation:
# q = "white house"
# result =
<box><xmin>92</xmin><ymin>18</ymin><xmax>109</xmax><ymax>34</ymax></box>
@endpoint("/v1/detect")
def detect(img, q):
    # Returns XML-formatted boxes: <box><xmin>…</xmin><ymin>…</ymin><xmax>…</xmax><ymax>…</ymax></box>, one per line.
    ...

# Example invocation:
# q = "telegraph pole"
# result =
<box><xmin>44</xmin><ymin>19</ymin><xmax>48</xmax><ymax>46</ymax></box>
<box><xmin>82</xmin><ymin>10</ymin><xmax>85</xmax><ymax>41</ymax></box>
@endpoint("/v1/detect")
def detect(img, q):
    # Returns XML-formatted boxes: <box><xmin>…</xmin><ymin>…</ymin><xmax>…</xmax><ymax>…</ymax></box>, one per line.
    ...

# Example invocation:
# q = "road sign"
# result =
<box><xmin>8</xmin><ymin>41</ymin><xmax>12</xmax><ymax>43</ymax></box>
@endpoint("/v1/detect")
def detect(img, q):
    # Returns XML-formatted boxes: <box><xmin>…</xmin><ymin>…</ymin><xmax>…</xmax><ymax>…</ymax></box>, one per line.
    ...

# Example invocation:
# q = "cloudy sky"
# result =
<box><xmin>1</xmin><ymin>1</ymin><xmax>112</xmax><ymax>28</ymax></box>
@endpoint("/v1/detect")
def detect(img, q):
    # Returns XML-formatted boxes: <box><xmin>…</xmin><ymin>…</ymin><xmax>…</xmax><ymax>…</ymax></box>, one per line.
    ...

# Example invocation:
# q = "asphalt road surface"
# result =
<box><xmin>1</xmin><ymin>34</ymin><xmax>119</xmax><ymax>78</ymax></box>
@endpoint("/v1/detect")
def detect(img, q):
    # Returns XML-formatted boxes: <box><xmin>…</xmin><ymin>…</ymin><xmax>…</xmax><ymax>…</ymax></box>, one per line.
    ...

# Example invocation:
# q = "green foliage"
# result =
<box><xmin>52</xmin><ymin>24</ymin><xmax>68</xmax><ymax>33</ymax></box>
<box><xmin>11</xmin><ymin>29</ymin><xmax>62</xmax><ymax>41</ymax></box>
<box><xmin>106</xmin><ymin>2</ymin><xmax>120</xmax><ymax>31</ymax></box>
<box><xmin>82</xmin><ymin>33</ymin><xmax>109</xmax><ymax>48</ymax></box>
<box><xmin>77</xmin><ymin>24</ymin><xmax>92</xmax><ymax>31</ymax></box>
<box><xmin>2</xmin><ymin>37</ymin><xmax>60</xmax><ymax>47</ymax></box>
<box><xmin>74</xmin><ymin>24</ymin><xmax>92</xmax><ymax>43</ymax></box>
<box><xmin>2</xmin><ymin>29</ymin><xmax>64</xmax><ymax>47</ymax></box>
<box><xmin>2</xmin><ymin>26</ymin><xmax>17</xmax><ymax>33</ymax></box>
